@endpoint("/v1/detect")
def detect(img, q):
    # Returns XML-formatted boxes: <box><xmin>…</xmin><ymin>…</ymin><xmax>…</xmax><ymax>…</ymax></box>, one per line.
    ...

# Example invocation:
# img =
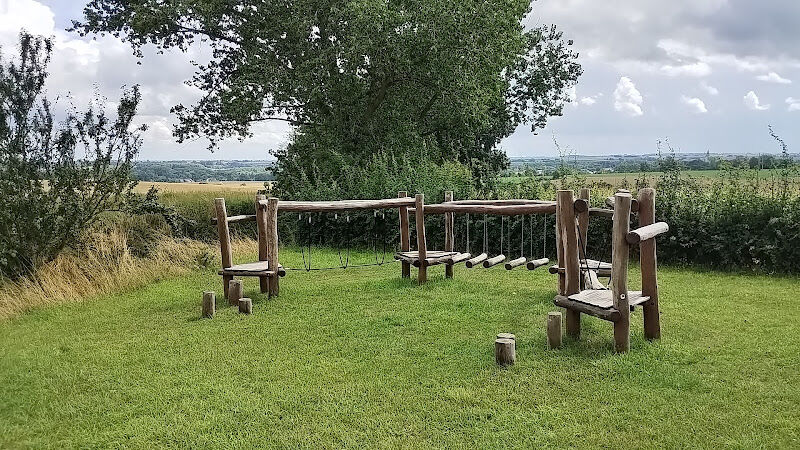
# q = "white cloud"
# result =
<box><xmin>660</xmin><ymin>61</ymin><xmax>712</xmax><ymax>77</ymax></box>
<box><xmin>743</xmin><ymin>91</ymin><xmax>770</xmax><ymax>111</ymax></box>
<box><xmin>787</xmin><ymin>97</ymin><xmax>800</xmax><ymax>112</ymax></box>
<box><xmin>756</xmin><ymin>72</ymin><xmax>792</xmax><ymax>84</ymax></box>
<box><xmin>579</xmin><ymin>93</ymin><xmax>603</xmax><ymax>106</ymax></box>
<box><xmin>613</xmin><ymin>77</ymin><xmax>644</xmax><ymax>116</ymax></box>
<box><xmin>681</xmin><ymin>95</ymin><xmax>708</xmax><ymax>113</ymax></box>
<box><xmin>700</xmin><ymin>81</ymin><xmax>719</xmax><ymax>95</ymax></box>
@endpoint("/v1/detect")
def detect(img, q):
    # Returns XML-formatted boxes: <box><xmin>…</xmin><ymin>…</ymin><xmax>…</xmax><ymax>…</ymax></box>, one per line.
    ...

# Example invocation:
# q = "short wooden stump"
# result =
<box><xmin>495</xmin><ymin>338</ymin><xmax>516</xmax><ymax>366</ymax></box>
<box><xmin>239</xmin><ymin>297</ymin><xmax>252</xmax><ymax>315</ymax></box>
<box><xmin>201</xmin><ymin>291</ymin><xmax>215</xmax><ymax>319</ymax></box>
<box><xmin>228</xmin><ymin>279</ymin><xmax>243</xmax><ymax>306</ymax></box>
<box><xmin>547</xmin><ymin>312</ymin><xmax>562</xmax><ymax>349</ymax></box>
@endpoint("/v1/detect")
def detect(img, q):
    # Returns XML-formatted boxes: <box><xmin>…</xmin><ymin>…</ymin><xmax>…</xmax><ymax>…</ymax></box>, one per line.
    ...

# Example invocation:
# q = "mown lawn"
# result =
<box><xmin>1</xmin><ymin>250</ymin><xmax>799</xmax><ymax>448</ymax></box>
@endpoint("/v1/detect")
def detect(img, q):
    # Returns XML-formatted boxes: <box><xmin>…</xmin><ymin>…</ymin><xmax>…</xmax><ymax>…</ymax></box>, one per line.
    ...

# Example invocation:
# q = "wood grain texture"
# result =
<box><xmin>445</xmin><ymin>191</ymin><xmax>454</xmax><ymax>279</ymax></box>
<box><xmin>415</xmin><ymin>194</ymin><xmax>427</xmax><ymax>284</ymax></box>
<box><xmin>547</xmin><ymin>312</ymin><xmax>562</xmax><ymax>349</ymax></box>
<box><xmin>627</xmin><ymin>222</ymin><xmax>669</xmax><ymax>244</ymax></box>
<box><xmin>256</xmin><ymin>194</ymin><xmax>269</xmax><ymax>293</ymax></box>
<box><xmin>494</xmin><ymin>338</ymin><xmax>516</xmax><ymax>366</ymax></box>
<box><xmin>612</xmin><ymin>193</ymin><xmax>632</xmax><ymax>352</ymax></box>
<box><xmin>265</xmin><ymin>197</ymin><xmax>280</xmax><ymax>297</ymax></box>
<box><xmin>398</xmin><ymin>191</ymin><xmax>411</xmax><ymax>279</ymax></box>
<box><xmin>558</xmin><ymin>190</ymin><xmax>581</xmax><ymax>338</ymax></box>
<box><xmin>465</xmin><ymin>253</ymin><xmax>488</xmax><ymax>268</ymax></box>
<box><xmin>262</xmin><ymin>197</ymin><xmax>415</xmax><ymax>212</ymax></box>
<box><xmin>202</xmin><ymin>291</ymin><xmax>215</xmax><ymax>319</ymax></box>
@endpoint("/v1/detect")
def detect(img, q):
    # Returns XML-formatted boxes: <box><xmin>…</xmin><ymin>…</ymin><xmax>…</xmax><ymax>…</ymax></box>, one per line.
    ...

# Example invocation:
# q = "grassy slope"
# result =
<box><xmin>1</xmin><ymin>250</ymin><xmax>799</xmax><ymax>448</ymax></box>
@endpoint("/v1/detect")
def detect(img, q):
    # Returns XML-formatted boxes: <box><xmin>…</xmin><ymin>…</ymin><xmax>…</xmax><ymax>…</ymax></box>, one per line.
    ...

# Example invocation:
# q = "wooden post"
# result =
<box><xmin>202</xmin><ymin>291</ymin><xmax>215</xmax><ymax>319</ymax></box>
<box><xmin>398</xmin><ymin>191</ymin><xmax>411</xmax><ymax>279</ymax></box>
<box><xmin>214</xmin><ymin>198</ymin><xmax>234</xmax><ymax>298</ymax></box>
<box><xmin>638</xmin><ymin>188</ymin><xmax>661</xmax><ymax>340</ymax></box>
<box><xmin>612</xmin><ymin>193</ymin><xmax>632</xmax><ymax>353</ymax></box>
<box><xmin>228</xmin><ymin>279</ymin><xmax>243</xmax><ymax>306</ymax></box>
<box><xmin>547</xmin><ymin>312</ymin><xmax>562</xmax><ymax>349</ymax></box>
<box><xmin>415</xmin><ymin>194</ymin><xmax>427</xmax><ymax>284</ymax></box>
<box><xmin>255</xmin><ymin>194</ymin><xmax>269</xmax><ymax>293</ymax></box>
<box><xmin>578</xmin><ymin>188</ymin><xmax>590</xmax><ymax>289</ymax></box>
<box><xmin>555</xmin><ymin>199</ymin><xmax>565</xmax><ymax>295</ymax></box>
<box><xmin>558</xmin><ymin>190</ymin><xmax>581</xmax><ymax>338</ymax></box>
<box><xmin>239</xmin><ymin>297</ymin><xmax>252</xmax><ymax>315</ymax></box>
<box><xmin>265</xmin><ymin>197</ymin><xmax>280</xmax><ymax>297</ymax></box>
<box><xmin>444</xmin><ymin>191</ymin><xmax>454</xmax><ymax>279</ymax></box>
<box><xmin>495</xmin><ymin>338</ymin><xmax>516</xmax><ymax>366</ymax></box>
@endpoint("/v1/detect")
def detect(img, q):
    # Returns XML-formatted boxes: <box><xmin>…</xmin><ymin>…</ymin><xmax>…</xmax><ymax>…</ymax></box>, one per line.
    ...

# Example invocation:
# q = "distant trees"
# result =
<box><xmin>0</xmin><ymin>33</ymin><xmax>144</xmax><ymax>278</ymax></box>
<box><xmin>74</xmin><ymin>0</ymin><xmax>582</xmax><ymax>194</ymax></box>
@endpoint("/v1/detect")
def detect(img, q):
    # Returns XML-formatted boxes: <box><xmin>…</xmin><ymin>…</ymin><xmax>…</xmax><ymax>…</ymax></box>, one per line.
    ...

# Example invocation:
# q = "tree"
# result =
<box><xmin>0</xmin><ymin>33</ymin><xmax>145</xmax><ymax>278</ymax></box>
<box><xmin>74</xmin><ymin>0</ymin><xmax>581</xmax><ymax>189</ymax></box>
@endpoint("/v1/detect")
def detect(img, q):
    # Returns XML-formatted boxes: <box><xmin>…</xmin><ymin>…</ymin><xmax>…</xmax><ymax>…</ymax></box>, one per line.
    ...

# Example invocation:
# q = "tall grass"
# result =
<box><xmin>0</xmin><ymin>229</ymin><xmax>256</xmax><ymax>320</ymax></box>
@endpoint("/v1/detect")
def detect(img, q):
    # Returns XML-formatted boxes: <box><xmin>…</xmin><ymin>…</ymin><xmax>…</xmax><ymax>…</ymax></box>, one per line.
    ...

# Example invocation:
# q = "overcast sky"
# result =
<box><xmin>1</xmin><ymin>0</ymin><xmax>798</xmax><ymax>160</ymax></box>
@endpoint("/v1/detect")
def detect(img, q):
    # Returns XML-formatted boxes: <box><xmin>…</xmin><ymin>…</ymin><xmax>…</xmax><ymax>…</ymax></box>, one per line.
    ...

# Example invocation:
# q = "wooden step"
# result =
<box><xmin>568</xmin><ymin>289</ymin><xmax>650</xmax><ymax>309</ymax></box>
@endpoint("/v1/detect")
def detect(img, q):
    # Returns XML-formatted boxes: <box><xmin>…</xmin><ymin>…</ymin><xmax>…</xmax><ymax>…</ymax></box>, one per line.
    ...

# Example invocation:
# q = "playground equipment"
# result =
<box><xmin>552</xmin><ymin>188</ymin><xmax>668</xmax><ymax>352</ymax></box>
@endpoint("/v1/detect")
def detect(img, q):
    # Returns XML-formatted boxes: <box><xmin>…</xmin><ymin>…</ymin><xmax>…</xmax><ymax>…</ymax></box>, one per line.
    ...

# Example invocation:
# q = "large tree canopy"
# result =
<box><xmin>74</xmin><ymin>0</ymin><xmax>581</xmax><ymax>185</ymax></box>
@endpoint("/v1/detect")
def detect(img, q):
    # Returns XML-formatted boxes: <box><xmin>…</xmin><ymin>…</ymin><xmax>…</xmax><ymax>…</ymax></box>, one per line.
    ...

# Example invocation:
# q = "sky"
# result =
<box><xmin>0</xmin><ymin>0</ymin><xmax>798</xmax><ymax>160</ymax></box>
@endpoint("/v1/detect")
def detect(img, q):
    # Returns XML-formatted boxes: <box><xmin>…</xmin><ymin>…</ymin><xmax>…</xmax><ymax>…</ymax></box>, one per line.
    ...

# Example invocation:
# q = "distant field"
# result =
<box><xmin>133</xmin><ymin>181</ymin><xmax>267</xmax><ymax>194</ymax></box>
<box><xmin>502</xmin><ymin>169</ymin><xmax>800</xmax><ymax>187</ymax></box>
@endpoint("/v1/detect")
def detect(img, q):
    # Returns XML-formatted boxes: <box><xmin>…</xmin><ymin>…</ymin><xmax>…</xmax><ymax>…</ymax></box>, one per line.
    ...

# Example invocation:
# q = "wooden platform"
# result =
<box><xmin>554</xmin><ymin>290</ymin><xmax>650</xmax><ymax>322</ymax></box>
<box><xmin>568</xmin><ymin>289</ymin><xmax>650</xmax><ymax>309</ymax></box>
<box><xmin>394</xmin><ymin>251</ymin><xmax>461</xmax><ymax>267</ymax></box>
<box><xmin>218</xmin><ymin>261</ymin><xmax>286</xmax><ymax>277</ymax></box>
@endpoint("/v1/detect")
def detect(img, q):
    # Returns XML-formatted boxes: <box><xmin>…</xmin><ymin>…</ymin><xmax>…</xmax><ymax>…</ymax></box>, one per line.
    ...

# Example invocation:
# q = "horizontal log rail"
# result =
<box><xmin>411</xmin><ymin>203</ymin><xmax>557</xmax><ymax>216</ymax></box>
<box><xmin>257</xmin><ymin>197</ymin><xmax>416</xmax><ymax>212</ymax></box>
<box><xmin>626</xmin><ymin>222</ymin><xmax>669</xmax><ymax>244</ymax></box>
<box><xmin>211</xmin><ymin>214</ymin><xmax>256</xmax><ymax>224</ymax></box>
<box><xmin>444</xmin><ymin>199</ymin><xmax>555</xmax><ymax>206</ymax></box>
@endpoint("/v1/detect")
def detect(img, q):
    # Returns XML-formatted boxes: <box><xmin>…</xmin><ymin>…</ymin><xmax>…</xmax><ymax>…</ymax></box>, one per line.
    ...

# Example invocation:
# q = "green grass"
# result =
<box><xmin>1</xmin><ymin>249</ymin><xmax>799</xmax><ymax>448</ymax></box>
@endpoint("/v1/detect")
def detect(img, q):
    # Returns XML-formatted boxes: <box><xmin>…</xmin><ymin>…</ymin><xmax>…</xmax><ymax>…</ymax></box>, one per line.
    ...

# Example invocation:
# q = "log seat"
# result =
<box><xmin>218</xmin><ymin>261</ymin><xmax>286</xmax><ymax>277</ymax></box>
<box><xmin>554</xmin><ymin>290</ymin><xmax>650</xmax><ymax>322</ymax></box>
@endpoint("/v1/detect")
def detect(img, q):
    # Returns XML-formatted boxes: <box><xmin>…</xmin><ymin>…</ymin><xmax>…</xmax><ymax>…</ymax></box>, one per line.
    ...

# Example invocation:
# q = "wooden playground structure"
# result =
<box><xmin>212</xmin><ymin>187</ymin><xmax>668</xmax><ymax>352</ymax></box>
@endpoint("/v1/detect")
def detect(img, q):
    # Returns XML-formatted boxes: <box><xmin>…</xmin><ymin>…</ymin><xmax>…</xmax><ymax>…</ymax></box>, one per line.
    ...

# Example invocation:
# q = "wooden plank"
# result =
<box><xmin>638</xmin><ymin>188</ymin><xmax>661</xmax><ymax>340</ymax></box>
<box><xmin>263</xmin><ymin>197</ymin><xmax>415</xmax><ymax>212</ymax></box>
<box><xmin>553</xmin><ymin>295</ymin><xmax>621</xmax><ymax>322</ymax></box>
<box><xmin>444</xmin><ymin>191</ymin><xmax>454</xmax><ymax>279</ymax></box>
<box><xmin>627</xmin><ymin>222</ymin><xmax>669</xmax><ymax>244</ymax></box>
<box><xmin>415</xmin><ymin>194</ymin><xmax>427</xmax><ymax>284</ymax></box>
<box><xmin>398</xmin><ymin>191</ymin><xmax>411</xmax><ymax>279</ymax></box>
<box><xmin>612</xmin><ymin>193</ymin><xmax>632</xmax><ymax>352</ymax></box>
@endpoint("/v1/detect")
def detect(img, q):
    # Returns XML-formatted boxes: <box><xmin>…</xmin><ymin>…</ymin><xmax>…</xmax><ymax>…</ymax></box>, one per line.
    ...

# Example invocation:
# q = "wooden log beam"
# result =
<box><xmin>415</xmin><ymin>194</ymin><xmax>427</xmax><ymax>284</ymax></box>
<box><xmin>638</xmin><ymin>188</ymin><xmax>661</xmax><ymax>341</ymax></box>
<box><xmin>444</xmin><ymin>191</ymin><xmax>454</xmax><ymax>279</ymax></box>
<box><xmin>612</xmin><ymin>193</ymin><xmax>632</xmax><ymax>352</ymax></box>
<box><xmin>626</xmin><ymin>222</ymin><xmax>669</xmax><ymax>244</ymax></box>
<box><xmin>558</xmin><ymin>190</ymin><xmax>582</xmax><ymax>338</ymax></box>
<box><xmin>573</xmin><ymin>198</ymin><xmax>589</xmax><ymax>213</ymax></box>
<box><xmin>447</xmin><ymin>252</ymin><xmax>472</xmax><ymax>265</ymax></box>
<box><xmin>260</xmin><ymin>197</ymin><xmax>415</xmax><ymax>212</ymax></box>
<box><xmin>256</xmin><ymin>194</ymin><xmax>269</xmax><ymax>294</ymax></box>
<box><xmin>211</xmin><ymin>214</ymin><xmax>257</xmax><ymax>224</ymax></box>
<box><xmin>265</xmin><ymin>197</ymin><xmax>280</xmax><ymax>297</ymax></box>
<box><xmin>444</xmin><ymin>199</ymin><xmax>554</xmax><ymax>206</ymax></box>
<box><xmin>505</xmin><ymin>256</ymin><xmax>527</xmax><ymax>270</ymax></box>
<box><xmin>465</xmin><ymin>253</ymin><xmax>488</xmax><ymax>268</ymax></box>
<box><xmin>526</xmin><ymin>257</ymin><xmax>550</xmax><ymax>271</ymax></box>
<box><xmin>413</xmin><ymin>203</ymin><xmax>556</xmax><ymax>216</ymax></box>
<box><xmin>483</xmin><ymin>254</ymin><xmax>506</xmax><ymax>268</ymax></box>
<box><xmin>588</xmin><ymin>208</ymin><xmax>615</xmax><ymax>218</ymax></box>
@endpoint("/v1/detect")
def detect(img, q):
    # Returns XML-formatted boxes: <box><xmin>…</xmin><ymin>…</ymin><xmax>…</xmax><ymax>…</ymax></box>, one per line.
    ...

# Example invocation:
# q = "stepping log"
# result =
<box><xmin>495</xmin><ymin>338</ymin><xmax>516</xmax><ymax>366</ymax></box>
<box><xmin>465</xmin><ymin>253</ymin><xmax>488</xmax><ymax>268</ymax></box>
<box><xmin>239</xmin><ymin>297</ymin><xmax>252</xmax><ymax>315</ymax></box>
<box><xmin>202</xmin><ymin>291</ymin><xmax>215</xmax><ymax>319</ymax></box>
<box><xmin>526</xmin><ymin>257</ymin><xmax>550</xmax><ymax>271</ymax></box>
<box><xmin>547</xmin><ymin>312</ymin><xmax>562</xmax><ymax>349</ymax></box>
<box><xmin>448</xmin><ymin>252</ymin><xmax>472</xmax><ymax>265</ymax></box>
<box><xmin>505</xmin><ymin>257</ymin><xmax>527</xmax><ymax>270</ymax></box>
<box><xmin>483</xmin><ymin>254</ymin><xmax>506</xmax><ymax>268</ymax></box>
<box><xmin>228</xmin><ymin>279</ymin><xmax>243</xmax><ymax>306</ymax></box>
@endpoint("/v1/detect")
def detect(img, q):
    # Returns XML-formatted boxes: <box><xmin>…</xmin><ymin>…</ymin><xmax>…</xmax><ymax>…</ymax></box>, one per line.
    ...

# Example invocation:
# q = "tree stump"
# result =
<box><xmin>495</xmin><ymin>338</ymin><xmax>516</xmax><ymax>366</ymax></box>
<box><xmin>202</xmin><ymin>291</ymin><xmax>215</xmax><ymax>319</ymax></box>
<box><xmin>547</xmin><ymin>312</ymin><xmax>562</xmax><ymax>349</ymax></box>
<box><xmin>496</xmin><ymin>333</ymin><xmax>516</xmax><ymax>341</ymax></box>
<box><xmin>239</xmin><ymin>297</ymin><xmax>252</xmax><ymax>315</ymax></box>
<box><xmin>228</xmin><ymin>279</ymin><xmax>243</xmax><ymax>306</ymax></box>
